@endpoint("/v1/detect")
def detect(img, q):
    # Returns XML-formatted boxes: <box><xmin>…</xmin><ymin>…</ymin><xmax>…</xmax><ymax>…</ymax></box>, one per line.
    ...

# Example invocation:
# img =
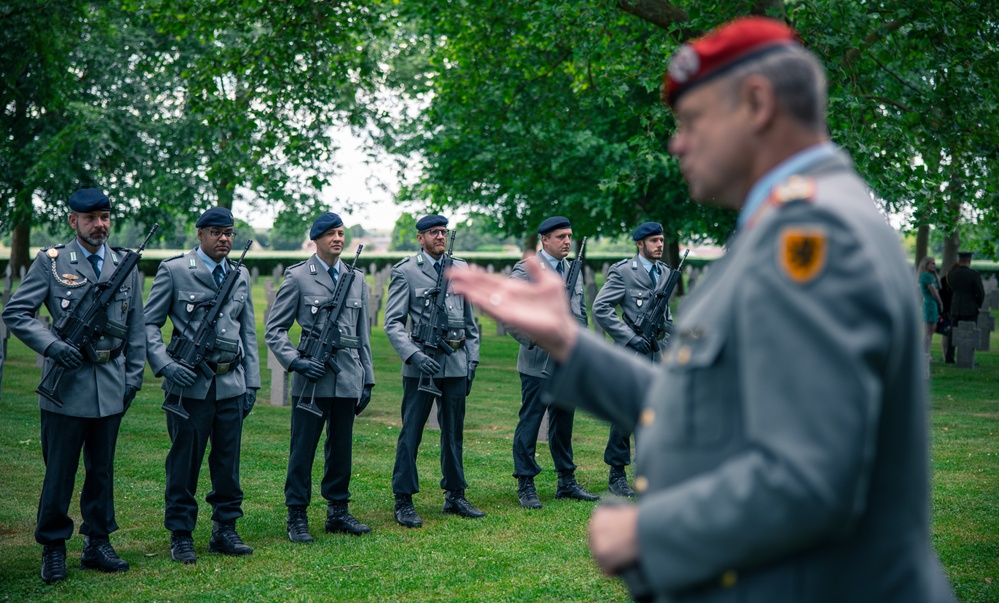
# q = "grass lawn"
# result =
<box><xmin>0</xmin><ymin>276</ymin><xmax>997</xmax><ymax>602</ymax></box>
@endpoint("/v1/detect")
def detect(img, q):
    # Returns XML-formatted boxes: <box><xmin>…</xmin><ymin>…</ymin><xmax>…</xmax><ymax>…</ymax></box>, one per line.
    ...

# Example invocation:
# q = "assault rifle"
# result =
<box><xmin>540</xmin><ymin>236</ymin><xmax>587</xmax><ymax>377</ymax></box>
<box><xmin>410</xmin><ymin>230</ymin><xmax>457</xmax><ymax>396</ymax></box>
<box><xmin>295</xmin><ymin>245</ymin><xmax>364</xmax><ymax>416</ymax></box>
<box><xmin>37</xmin><ymin>224</ymin><xmax>159</xmax><ymax>406</ymax></box>
<box><xmin>162</xmin><ymin>240</ymin><xmax>252</xmax><ymax>419</ymax></box>
<box><xmin>627</xmin><ymin>249</ymin><xmax>688</xmax><ymax>353</ymax></box>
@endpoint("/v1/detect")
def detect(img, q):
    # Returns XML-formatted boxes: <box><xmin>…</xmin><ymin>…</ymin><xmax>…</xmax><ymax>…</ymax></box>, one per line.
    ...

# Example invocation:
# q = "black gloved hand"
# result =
<box><xmin>465</xmin><ymin>365</ymin><xmax>477</xmax><ymax>397</ymax></box>
<box><xmin>45</xmin><ymin>341</ymin><xmax>83</xmax><ymax>369</ymax></box>
<box><xmin>242</xmin><ymin>389</ymin><xmax>256</xmax><ymax>419</ymax></box>
<box><xmin>123</xmin><ymin>385</ymin><xmax>138</xmax><ymax>414</ymax></box>
<box><xmin>162</xmin><ymin>362</ymin><xmax>197</xmax><ymax>388</ymax></box>
<box><xmin>626</xmin><ymin>335</ymin><xmax>652</xmax><ymax>355</ymax></box>
<box><xmin>289</xmin><ymin>357</ymin><xmax>325</xmax><ymax>381</ymax></box>
<box><xmin>355</xmin><ymin>385</ymin><xmax>373</xmax><ymax>416</ymax></box>
<box><xmin>410</xmin><ymin>352</ymin><xmax>441</xmax><ymax>376</ymax></box>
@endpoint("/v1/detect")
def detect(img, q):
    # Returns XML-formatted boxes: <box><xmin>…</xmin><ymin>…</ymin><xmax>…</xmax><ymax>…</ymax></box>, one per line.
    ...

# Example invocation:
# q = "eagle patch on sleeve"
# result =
<box><xmin>777</xmin><ymin>226</ymin><xmax>827</xmax><ymax>284</ymax></box>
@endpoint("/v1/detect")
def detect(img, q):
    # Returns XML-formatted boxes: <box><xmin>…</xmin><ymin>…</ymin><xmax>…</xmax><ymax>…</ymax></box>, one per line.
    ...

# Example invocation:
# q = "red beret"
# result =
<box><xmin>663</xmin><ymin>17</ymin><xmax>799</xmax><ymax>108</ymax></box>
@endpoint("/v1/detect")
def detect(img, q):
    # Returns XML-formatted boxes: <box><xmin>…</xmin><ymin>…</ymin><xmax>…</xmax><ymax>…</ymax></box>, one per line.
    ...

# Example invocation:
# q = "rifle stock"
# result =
<box><xmin>37</xmin><ymin>224</ymin><xmax>159</xmax><ymax>406</ymax></box>
<box><xmin>162</xmin><ymin>240</ymin><xmax>252</xmax><ymax>419</ymax></box>
<box><xmin>295</xmin><ymin>245</ymin><xmax>364</xmax><ymax>416</ymax></box>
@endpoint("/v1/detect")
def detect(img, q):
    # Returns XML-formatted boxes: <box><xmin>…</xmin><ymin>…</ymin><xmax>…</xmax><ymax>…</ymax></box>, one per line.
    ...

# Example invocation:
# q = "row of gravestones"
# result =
<box><xmin>952</xmin><ymin>278</ymin><xmax>999</xmax><ymax>368</ymax></box>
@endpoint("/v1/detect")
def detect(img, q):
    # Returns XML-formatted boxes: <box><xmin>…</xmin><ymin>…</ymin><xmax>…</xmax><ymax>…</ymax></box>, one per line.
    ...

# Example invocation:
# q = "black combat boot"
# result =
<box><xmin>208</xmin><ymin>521</ymin><xmax>253</xmax><ymax>556</ymax></box>
<box><xmin>80</xmin><ymin>536</ymin><xmax>129</xmax><ymax>572</ymax></box>
<box><xmin>287</xmin><ymin>506</ymin><xmax>314</xmax><ymax>543</ymax></box>
<box><xmin>442</xmin><ymin>490</ymin><xmax>486</xmax><ymax>518</ymax></box>
<box><xmin>326</xmin><ymin>502</ymin><xmax>372</xmax><ymax>535</ymax></box>
<box><xmin>170</xmin><ymin>531</ymin><xmax>196</xmax><ymax>564</ymax></box>
<box><xmin>393</xmin><ymin>494</ymin><xmax>423</xmax><ymax>528</ymax></box>
<box><xmin>555</xmin><ymin>471</ymin><xmax>600</xmax><ymax>501</ymax></box>
<box><xmin>517</xmin><ymin>476</ymin><xmax>543</xmax><ymax>509</ymax></box>
<box><xmin>41</xmin><ymin>543</ymin><xmax>67</xmax><ymax>583</ymax></box>
<box><xmin>608</xmin><ymin>466</ymin><xmax>636</xmax><ymax>498</ymax></box>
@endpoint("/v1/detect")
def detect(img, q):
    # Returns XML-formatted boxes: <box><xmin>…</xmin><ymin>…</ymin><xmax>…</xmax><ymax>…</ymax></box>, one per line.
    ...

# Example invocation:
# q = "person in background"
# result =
<box><xmin>917</xmin><ymin>256</ymin><xmax>943</xmax><ymax>359</ymax></box>
<box><xmin>945</xmin><ymin>250</ymin><xmax>985</xmax><ymax>363</ymax></box>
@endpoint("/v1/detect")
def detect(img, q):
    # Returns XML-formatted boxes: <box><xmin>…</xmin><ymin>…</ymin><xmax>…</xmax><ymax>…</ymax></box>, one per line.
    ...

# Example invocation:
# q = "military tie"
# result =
<box><xmin>213</xmin><ymin>264</ymin><xmax>225</xmax><ymax>288</ymax></box>
<box><xmin>434</xmin><ymin>261</ymin><xmax>442</xmax><ymax>276</ymax></box>
<box><xmin>87</xmin><ymin>253</ymin><xmax>102</xmax><ymax>277</ymax></box>
<box><xmin>649</xmin><ymin>265</ymin><xmax>659</xmax><ymax>287</ymax></box>
<box><xmin>328</xmin><ymin>266</ymin><xmax>339</xmax><ymax>287</ymax></box>
<box><xmin>556</xmin><ymin>261</ymin><xmax>565</xmax><ymax>277</ymax></box>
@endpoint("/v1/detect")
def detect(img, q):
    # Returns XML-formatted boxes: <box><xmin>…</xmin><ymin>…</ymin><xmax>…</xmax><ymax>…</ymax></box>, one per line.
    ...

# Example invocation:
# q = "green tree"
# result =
<box><xmin>389</xmin><ymin>212</ymin><xmax>420</xmax><ymax>252</ymax></box>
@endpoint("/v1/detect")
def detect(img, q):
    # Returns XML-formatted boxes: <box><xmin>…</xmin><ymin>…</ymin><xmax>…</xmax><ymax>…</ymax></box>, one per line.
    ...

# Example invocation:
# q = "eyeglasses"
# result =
<box><xmin>424</xmin><ymin>228</ymin><xmax>449</xmax><ymax>238</ymax></box>
<box><xmin>208</xmin><ymin>229</ymin><xmax>236</xmax><ymax>239</ymax></box>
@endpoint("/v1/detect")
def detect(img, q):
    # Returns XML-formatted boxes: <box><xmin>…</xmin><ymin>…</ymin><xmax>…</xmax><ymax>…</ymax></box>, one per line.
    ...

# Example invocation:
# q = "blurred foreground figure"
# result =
<box><xmin>449</xmin><ymin>16</ymin><xmax>955</xmax><ymax>603</ymax></box>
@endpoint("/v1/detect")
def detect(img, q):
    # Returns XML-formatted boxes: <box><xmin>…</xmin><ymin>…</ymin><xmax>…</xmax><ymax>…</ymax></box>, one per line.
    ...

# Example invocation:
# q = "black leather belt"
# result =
<box><xmin>207</xmin><ymin>355</ymin><xmax>242</xmax><ymax>376</ymax></box>
<box><xmin>91</xmin><ymin>345</ymin><xmax>125</xmax><ymax>364</ymax></box>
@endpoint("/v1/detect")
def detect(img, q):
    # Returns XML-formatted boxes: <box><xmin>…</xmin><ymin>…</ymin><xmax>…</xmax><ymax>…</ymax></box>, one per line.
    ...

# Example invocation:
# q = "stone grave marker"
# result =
<box><xmin>428</xmin><ymin>399</ymin><xmax>440</xmax><ymax>430</ymax></box>
<box><xmin>251</xmin><ymin>266</ymin><xmax>260</xmax><ymax>285</ymax></box>
<box><xmin>977</xmin><ymin>308</ymin><xmax>995</xmax><ymax>351</ymax></box>
<box><xmin>952</xmin><ymin>320</ymin><xmax>981</xmax><ymax>368</ymax></box>
<box><xmin>537</xmin><ymin>409</ymin><xmax>549</xmax><ymax>442</ymax></box>
<box><xmin>267</xmin><ymin>348</ymin><xmax>290</xmax><ymax>406</ymax></box>
<box><xmin>985</xmin><ymin>290</ymin><xmax>999</xmax><ymax>311</ymax></box>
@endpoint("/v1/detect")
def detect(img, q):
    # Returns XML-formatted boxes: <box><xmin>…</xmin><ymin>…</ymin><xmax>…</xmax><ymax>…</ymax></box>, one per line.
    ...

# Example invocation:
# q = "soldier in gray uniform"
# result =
<box><xmin>144</xmin><ymin>207</ymin><xmax>261</xmax><ymax>564</ymax></box>
<box><xmin>448</xmin><ymin>17</ymin><xmax>956</xmax><ymax>603</ymax></box>
<box><xmin>2</xmin><ymin>189</ymin><xmax>145</xmax><ymax>583</ymax></box>
<box><xmin>264</xmin><ymin>212</ymin><xmax>375</xmax><ymax>541</ymax></box>
<box><xmin>509</xmin><ymin>216</ymin><xmax>599</xmax><ymax>509</ymax></box>
<box><xmin>384</xmin><ymin>214</ymin><xmax>484</xmax><ymax>528</ymax></box>
<box><xmin>591</xmin><ymin>221</ymin><xmax>673</xmax><ymax>498</ymax></box>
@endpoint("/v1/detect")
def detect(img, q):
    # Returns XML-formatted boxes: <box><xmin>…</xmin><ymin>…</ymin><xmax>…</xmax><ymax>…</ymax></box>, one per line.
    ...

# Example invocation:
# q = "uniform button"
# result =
<box><xmin>315</xmin><ymin>299</ymin><xmax>320</xmax><ymax>304</ymax></box>
<box><xmin>677</xmin><ymin>346</ymin><xmax>692</xmax><ymax>365</ymax></box>
<box><xmin>720</xmin><ymin>570</ymin><xmax>738</xmax><ymax>588</ymax></box>
<box><xmin>190</xmin><ymin>294</ymin><xmax>195</xmax><ymax>300</ymax></box>
<box><xmin>221</xmin><ymin>329</ymin><xmax>227</xmax><ymax>334</ymax></box>
<box><xmin>634</xmin><ymin>476</ymin><xmax>649</xmax><ymax>493</ymax></box>
<box><xmin>67</xmin><ymin>291</ymin><xmax>72</xmax><ymax>296</ymax></box>
<box><xmin>640</xmin><ymin>408</ymin><xmax>655</xmax><ymax>426</ymax></box>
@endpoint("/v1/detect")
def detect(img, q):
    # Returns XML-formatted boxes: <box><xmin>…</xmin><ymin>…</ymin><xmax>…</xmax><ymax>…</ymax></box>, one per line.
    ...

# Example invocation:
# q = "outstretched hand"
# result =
<box><xmin>447</xmin><ymin>260</ymin><xmax>580</xmax><ymax>364</ymax></box>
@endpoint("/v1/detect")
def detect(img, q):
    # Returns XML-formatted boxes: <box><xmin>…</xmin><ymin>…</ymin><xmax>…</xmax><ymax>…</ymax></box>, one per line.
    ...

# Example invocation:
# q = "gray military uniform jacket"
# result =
<box><xmin>592</xmin><ymin>255</ymin><xmax>672</xmax><ymax>361</ymax></box>
<box><xmin>264</xmin><ymin>255</ymin><xmax>374</xmax><ymax>399</ymax></box>
<box><xmin>384</xmin><ymin>252</ymin><xmax>479</xmax><ymax>379</ymax></box>
<box><xmin>547</xmin><ymin>150</ymin><xmax>955</xmax><ymax>602</ymax></box>
<box><xmin>144</xmin><ymin>248</ymin><xmax>261</xmax><ymax>400</ymax></box>
<box><xmin>2</xmin><ymin>239</ymin><xmax>145</xmax><ymax>416</ymax></box>
<box><xmin>509</xmin><ymin>255</ymin><xmax>587</xmax><ymax>377</ymax></box>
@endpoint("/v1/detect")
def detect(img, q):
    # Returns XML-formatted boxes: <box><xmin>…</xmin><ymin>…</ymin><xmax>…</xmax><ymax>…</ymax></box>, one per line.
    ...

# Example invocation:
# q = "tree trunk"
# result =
<box><xmin>10</xmin><ymin>219</ymin><xmax>32</xmax><ymax>278</ymax></box>
<box><xmin>914</xmin><ymin>223</ymin><xmax>928</xmax><ymax>268</ymax></box>
<box><xmin>668</xmin><ymin>238</ymin><xmax>684</xmax><ymax>296</ymax></box>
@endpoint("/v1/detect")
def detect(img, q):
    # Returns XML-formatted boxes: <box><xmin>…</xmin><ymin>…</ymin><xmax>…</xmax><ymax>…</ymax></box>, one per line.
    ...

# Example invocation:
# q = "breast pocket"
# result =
<box><xmin>228</xmin><ymin>292</ymin><xmax>247</xmax><ymax>319</ymax></box>
<box><xmin>177</xmin><ymin>290</ymin><xmax>213</xmax><ymax>318</ymax></box>
<box><xmin>659</xmin><ymin>327</ymin><xmax>734</xmax><ymax>448</ymax></box>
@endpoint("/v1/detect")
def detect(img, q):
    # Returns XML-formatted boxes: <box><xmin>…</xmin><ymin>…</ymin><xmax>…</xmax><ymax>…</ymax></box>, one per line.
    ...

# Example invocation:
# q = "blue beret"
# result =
<box><xmin>632</xmin><ymin>221</ymin><xmax>664</xmax><ymax>241</ymax></box>
<box><xmin>310</xmin><ymin>212</ymin><xmax>344</xmax><ymax>239</ymax></box>
<box><xmin>196</xmin><ymin>207</ymin><xmax>234</xmax><ymax>228</ymax></box>
<box><xmin>537</xmin><ymin>216</ymin><xmax>571</xmax><ymax>235</ymax></box>
<box><xmin>69</xmin><ymin>188</ymin><xmax>111</xmax><ymax>213</ymax></box>
<box><xmin>416</xmin><ymin>214</ymin><xmax>448</xmax><ymax>232</ymax></box>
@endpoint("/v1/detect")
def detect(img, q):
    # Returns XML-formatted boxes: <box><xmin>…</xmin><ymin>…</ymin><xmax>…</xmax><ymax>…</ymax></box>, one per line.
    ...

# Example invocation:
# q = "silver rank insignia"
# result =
<box><xmin>69</xmin><ymin>251</ymin><xmax>78</xmax><ymax>263</ymax></box>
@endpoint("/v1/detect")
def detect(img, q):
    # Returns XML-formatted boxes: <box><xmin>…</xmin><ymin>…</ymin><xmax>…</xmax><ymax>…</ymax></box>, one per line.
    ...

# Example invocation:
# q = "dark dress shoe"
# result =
<box><xmin>208</xmin><ymin>522</ymin><xmax>253</xmax><ymax>556</ymax></box>
<box><xmin>608</xmin><ymin>466</ymin><xmax>636</xmax><ymax>498</ymax></box>
<box><xmin>287</xmin><ymin>507</ymin><xmax>314</xmax><ymax>543</ymax></box>
<box><xmin>394</xmin><ymin>494</ymin><xmax>423</xmax><ymax>528</ymax></box>
<box><xmin>442</xmin><ymin>490</ymin><xmax>486</xmax><ymax>518</ymax></box>
<box><xmin>41</xmin><ymin>544</ymin><xmax>67</xmax><ymax>583</ymax></box>
<box><xmin>170</xmin><ymin>532</ymin><xmax>197</xmax><ymax>564</ymax></box>
<box><xmin>80</xmin><ymin>536</ymin><xmax>129</xmax><ymax>572</ymax></box>
<box><xmin>326</xmin><ymin>503</ymin><xmax>372</xmax><ymax>535</ymax></box>
<box><xmin>517</xmin><ymin>476</ymin><xmax>543</xmax><ymax>509</ymax></box>
<box><xmin>556</xmin><ymin>472</ymin><xmax>601</xmax><ymax>501</ymax></box>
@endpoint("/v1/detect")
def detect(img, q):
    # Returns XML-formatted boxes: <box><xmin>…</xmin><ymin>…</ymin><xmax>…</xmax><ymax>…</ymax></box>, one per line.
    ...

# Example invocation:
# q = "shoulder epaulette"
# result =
<box><xmin>288</xmin><ymin>260</ymin><xmax>306</xmax><ymax>270</ymax></box>
<box><xmin>163</xmin><ymin>253</ymin><xmax>185</xmax><ymax>262</ymax></box>
<box><xmin>393</xmin><ymin>257</ymin><xmax>410</xmax><ymax>268</ymax></box>
<box><xmin>41</xmin><ymin>244</ymin><xmax>65</xmax><ymax>252</ymax></box>
<box><xmin>112</xmin><ymin>246</ymin><xmax>129</xmax><ymax>253</ymax></box>
<box><xmin>770</xmin><ymin>175</ymin><xmax>816</xmax><ymax>207</ymax></box>
<box><xmin>612</xmin><ymin>258</ymin><xmax>629</xmax><ymax>268</ymax></box>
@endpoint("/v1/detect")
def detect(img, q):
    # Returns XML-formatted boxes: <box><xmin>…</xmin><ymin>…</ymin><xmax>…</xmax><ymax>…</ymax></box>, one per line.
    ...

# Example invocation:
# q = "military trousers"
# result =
<box><xmin>285</xmin><ymin>396</ymin><xmax>356</xmax><ymax>508</ymax></box>
<box><xmin>604</xmin><ymin>424</ymin><xmax>633</xmax><ymax>468</ymax></box>
<box><xmin>512</xmin><ymin>373</ymin><xmax>577</xmax><ymax>478</ymax></box>
<box><xmin>164</xmin><ymin>380</ymin><xmax>244</xmax><ymax>532</ymax></box>
<box><xmin>36</xmin><ymin>409</ymin><xmax>123</xmax><ymax>544</ymax></box>
<box><xmin>391</xmin><ymin>376</ymin><xmax>468</xmax><ymax>495</ymax></box>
